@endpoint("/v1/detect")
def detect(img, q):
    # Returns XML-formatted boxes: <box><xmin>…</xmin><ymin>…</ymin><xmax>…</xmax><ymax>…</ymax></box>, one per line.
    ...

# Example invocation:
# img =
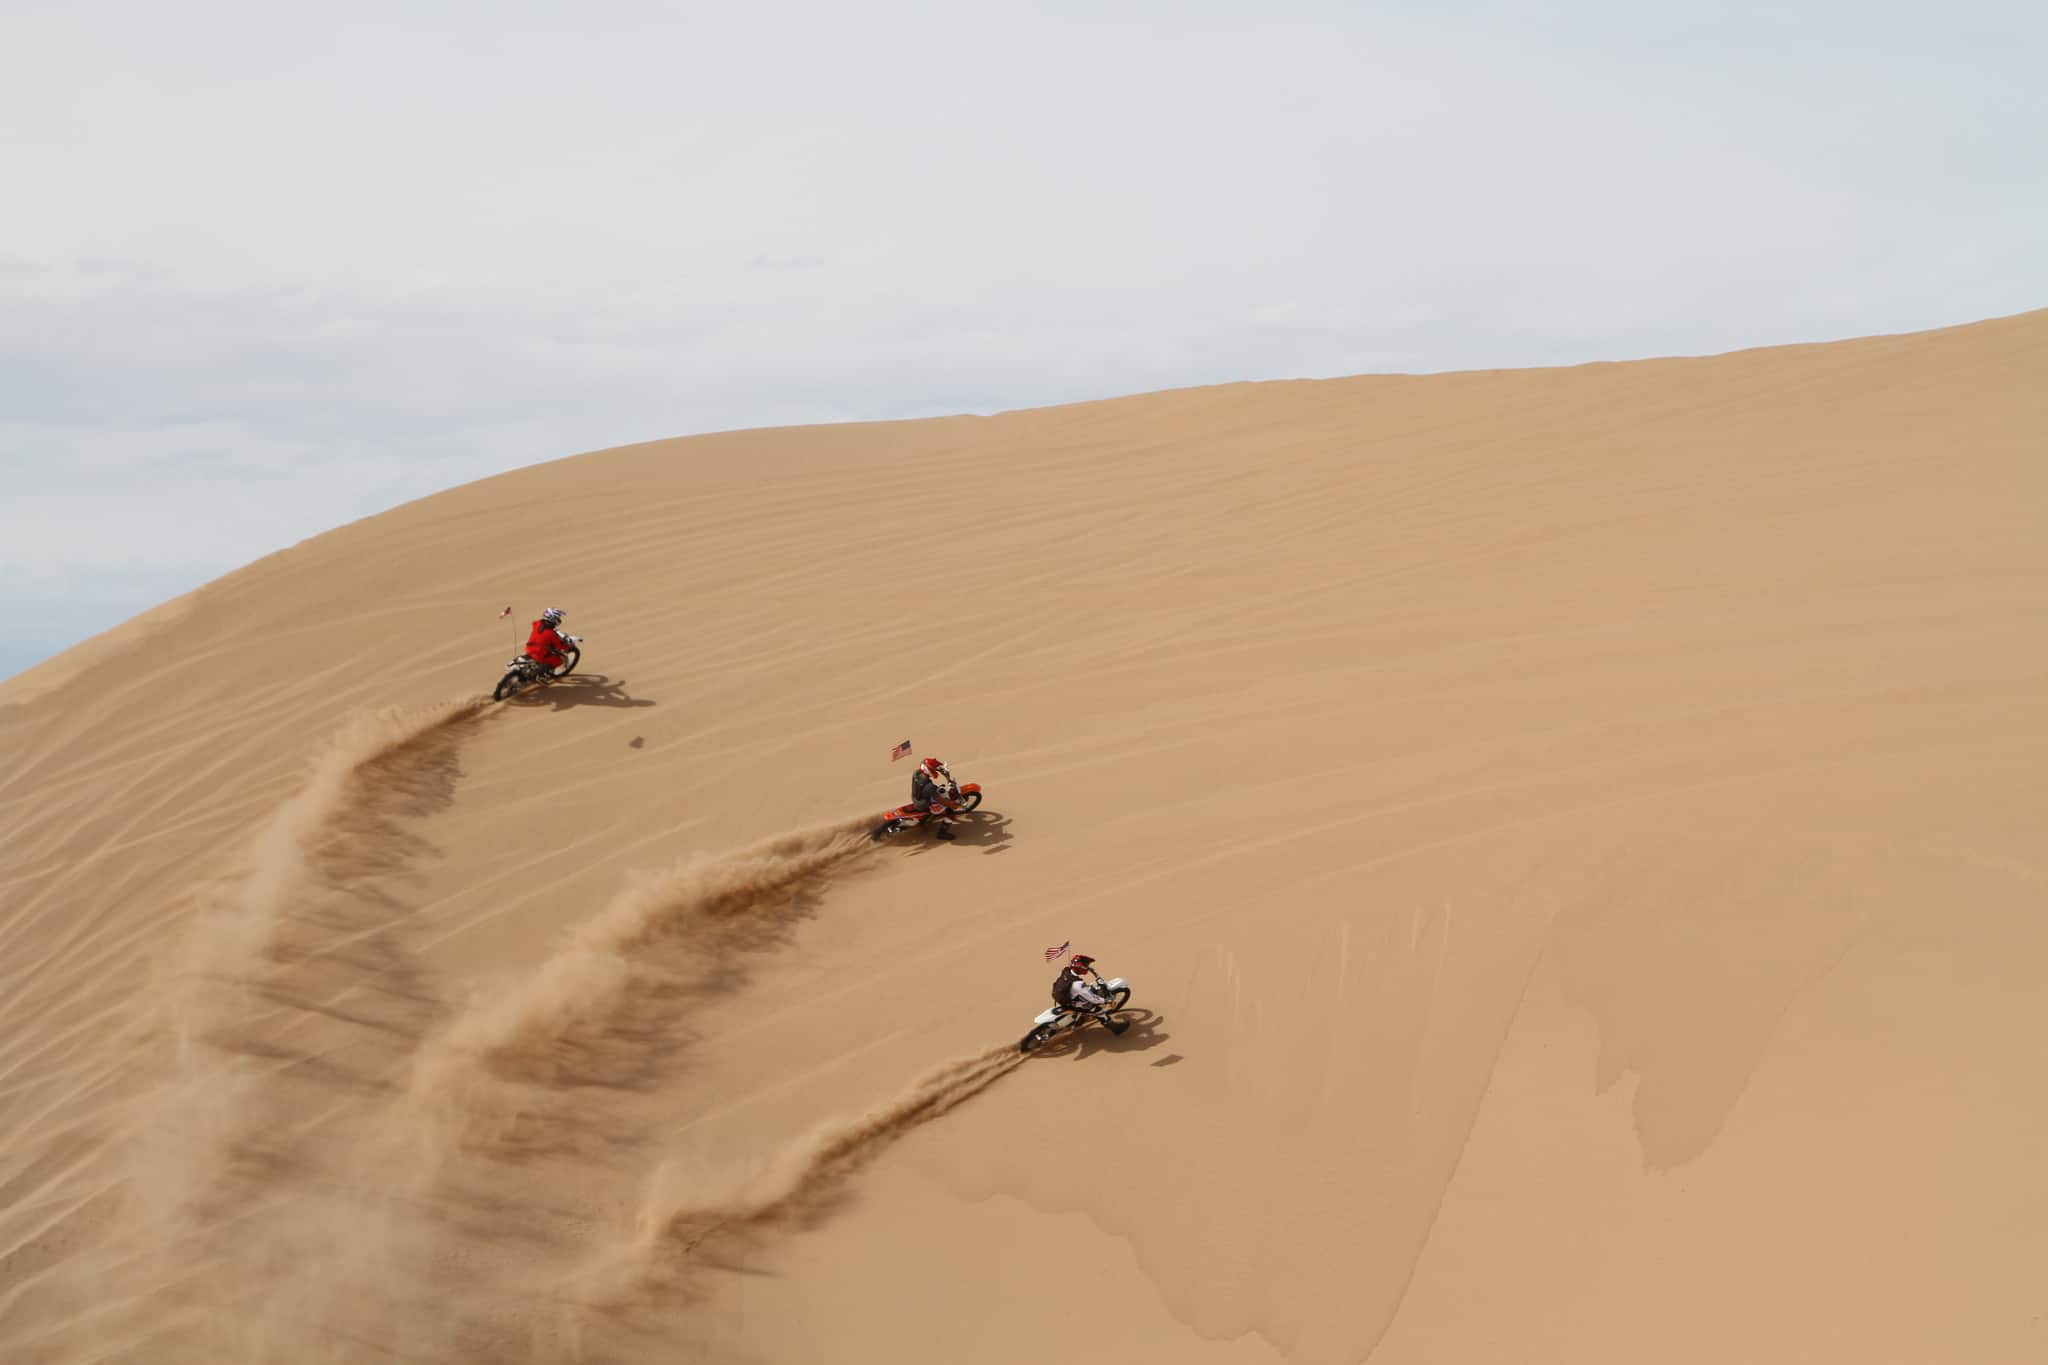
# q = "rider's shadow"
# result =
<box><xmin>904</xmin><ymin>808</ymin><xmax>1016</xmax><ymax>856</ymax></box>
<box><xmin>1044</xmin><ymin>1008</ymin><xmax>1172</xmax><ymax>1061</ymax></box>
<box><xmin>512</xmin><ymin>673</ymin><xmax>658</xmax><ymax>711</ymax></box>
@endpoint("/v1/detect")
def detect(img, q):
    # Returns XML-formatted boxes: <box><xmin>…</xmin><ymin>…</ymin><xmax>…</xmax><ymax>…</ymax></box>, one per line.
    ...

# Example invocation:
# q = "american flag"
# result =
<box><xmin>498</xmin><ymin>605</ymin><xmax>513</xmax><ymax>619</ymax></box>
<box><xmin>889</xmin><ymin>739</ymin><xmax>913</xmax><ymax>761</ymax></box>
<box><xmin>1043</xmin><ymin>940</ymin><xmax>1070</xmax><ymax>963</ymax></box>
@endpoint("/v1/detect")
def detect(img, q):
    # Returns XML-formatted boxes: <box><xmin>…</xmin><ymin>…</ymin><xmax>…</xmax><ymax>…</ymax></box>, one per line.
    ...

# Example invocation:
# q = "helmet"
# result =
<box><xmin>540</xmin><ymin>607</ymin><xmax>565</xmax><ymax>626</ymax></box>
<box><xmin>921</xmin><ymin>757</ymin><xmax>945</xmax><ymax>774</ymax></box>
<box><xmin>1069</xmin><ymin>954</ymin><xmax>1096</xmax><ymax>972</ymax></box>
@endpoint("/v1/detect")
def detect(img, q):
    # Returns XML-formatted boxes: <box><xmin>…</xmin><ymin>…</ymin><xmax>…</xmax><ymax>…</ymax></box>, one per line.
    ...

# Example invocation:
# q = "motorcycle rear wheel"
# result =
<box><xmin>1018</xmin><ymin>1023</ymin><xmax>1056</xmax><ymax>1054</ymax></box>
<box><xmin>493</xmin><ymin>669</ymin><xmax>528</xmax><ymax>701</ymax></box>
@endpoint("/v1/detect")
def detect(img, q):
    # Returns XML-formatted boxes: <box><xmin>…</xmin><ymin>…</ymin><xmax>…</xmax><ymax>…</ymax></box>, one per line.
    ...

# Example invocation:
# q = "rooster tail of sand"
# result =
<box><xmin>168</xmin><ymin>697</ymin><xmax>486</xmax><ymax>1019</ymax></box>
<box><xmin>408</xmin><ymin>821</ymin><xmax>876</xmax><ymax>1131</ymax></box>
<box><xmin>36</xmin><ymin>698</ymin><xmax>489</xmax><ymax>1361</ymax></box>
<box><xmin>576</xmin><ymin>1042</ymin><xmax>1022</xmax><ymax>1300</ymax></box>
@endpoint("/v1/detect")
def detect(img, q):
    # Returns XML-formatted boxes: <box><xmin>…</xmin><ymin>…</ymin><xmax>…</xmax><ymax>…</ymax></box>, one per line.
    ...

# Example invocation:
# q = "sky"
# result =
<box><xmin>5</xmin><ymin>0</ymin><xmax>2045</xmax><ymax>681</ymax></box>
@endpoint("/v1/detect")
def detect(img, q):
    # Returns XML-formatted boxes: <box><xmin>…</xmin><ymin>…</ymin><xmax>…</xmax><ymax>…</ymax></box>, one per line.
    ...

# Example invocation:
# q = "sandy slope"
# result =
<box><xmin>2</xmin><ymin>310</ymin><xmax>2044</xmax><ymax>1363</ymax></box>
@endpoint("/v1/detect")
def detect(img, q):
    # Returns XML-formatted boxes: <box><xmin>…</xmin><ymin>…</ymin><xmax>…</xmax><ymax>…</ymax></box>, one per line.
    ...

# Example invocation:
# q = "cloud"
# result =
<box><xmin>5</xmin><ymin>0</ymin><xmax>2045</xmax><ymax>677</ymax></box>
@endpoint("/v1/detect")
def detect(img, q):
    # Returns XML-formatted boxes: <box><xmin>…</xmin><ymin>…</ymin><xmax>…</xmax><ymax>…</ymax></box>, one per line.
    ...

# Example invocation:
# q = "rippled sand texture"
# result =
<box><xmin>3</xmin><ymin>311</ymin><xmax>2043</xmax><ymax>1363</ymax></box>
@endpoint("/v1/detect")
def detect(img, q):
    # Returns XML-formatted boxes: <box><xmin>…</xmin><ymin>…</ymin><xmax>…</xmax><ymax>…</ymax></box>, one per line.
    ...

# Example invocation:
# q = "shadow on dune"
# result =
<box><xmin>892</xmin><ymin>807</ymin><xmax>1016</xmax><ymax>855</ymax></box>
<box><xmin>505</xmin><ymin>672</ymin><xmax>657</xmax><ymax>710</ymax></box>
<box><xmin>1030</xmin><ymin>1007</ymin><xmax>1172</xmax><ymax>1061</ymax></box>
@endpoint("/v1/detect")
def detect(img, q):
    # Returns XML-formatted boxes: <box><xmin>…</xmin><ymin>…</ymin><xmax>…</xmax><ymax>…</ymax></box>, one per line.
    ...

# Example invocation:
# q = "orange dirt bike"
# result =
<box><xmin>493</xmin><ymin>635</ymin><xmax>582</xmax><ymax>701</ymax></box>
<box><xmin>871</xmin><ymin>779</ymin><xmax>983</xmax><ymax>840</ymax></box>
<box><xmin>1018</xmin><ymin>972</ymin><xmax>1133</xmax><ymax>1053</ymax></box>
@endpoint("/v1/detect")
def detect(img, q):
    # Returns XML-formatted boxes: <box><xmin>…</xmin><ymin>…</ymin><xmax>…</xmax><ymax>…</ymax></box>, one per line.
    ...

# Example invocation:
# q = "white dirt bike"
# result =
<box><xmin>1017</xmin><ymin>973</ymin><xmax>1132</xmax><ymax>1053</ymax></box>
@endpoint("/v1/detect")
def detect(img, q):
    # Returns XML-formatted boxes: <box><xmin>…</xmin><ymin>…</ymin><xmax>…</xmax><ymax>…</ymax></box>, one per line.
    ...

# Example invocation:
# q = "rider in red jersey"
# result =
<box><xmin>525</xmin><ymin>607</ymin><xmax>571</xmax><ymax>671</ymax></box>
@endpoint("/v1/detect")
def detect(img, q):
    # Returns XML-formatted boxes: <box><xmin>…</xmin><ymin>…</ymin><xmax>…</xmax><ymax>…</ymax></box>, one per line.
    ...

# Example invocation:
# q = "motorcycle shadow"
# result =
<box><xmin>901</xmin><ymin>808</ymin><xmax>1015</xmax><ymax>855</ymax></box>
<box><xmin>1034</xmin><ymin>1008</ymin><xmax>1171</xmax><ymax>1061</ymax></box>
<box><xmin>505</xmin><ymin>672</ymin><xmax>657</xmax><ymax>711</ymax></box>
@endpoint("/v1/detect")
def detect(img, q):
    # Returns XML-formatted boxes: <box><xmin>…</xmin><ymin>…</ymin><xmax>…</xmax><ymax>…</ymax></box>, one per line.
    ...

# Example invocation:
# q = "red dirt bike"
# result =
<box><xmin>872</xmin><ymin>779</ymin><xmax>983</xmax><ymax>841</ymax></box>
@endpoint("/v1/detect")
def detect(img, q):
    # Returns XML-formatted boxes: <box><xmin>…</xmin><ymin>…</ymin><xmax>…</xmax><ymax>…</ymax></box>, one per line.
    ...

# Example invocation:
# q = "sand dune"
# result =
<box><xmin>3</xmin><ymin>311</ymin><xmax>2044</xmax><ymax>1362</ymax></box>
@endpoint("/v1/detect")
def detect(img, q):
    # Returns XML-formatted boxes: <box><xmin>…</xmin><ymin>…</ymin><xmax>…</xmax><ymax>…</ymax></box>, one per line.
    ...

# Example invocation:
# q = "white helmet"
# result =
<box><xmin>540</xmin><ymin>607</ymin><xmax>565</xmax><ymax>625</ymax></box>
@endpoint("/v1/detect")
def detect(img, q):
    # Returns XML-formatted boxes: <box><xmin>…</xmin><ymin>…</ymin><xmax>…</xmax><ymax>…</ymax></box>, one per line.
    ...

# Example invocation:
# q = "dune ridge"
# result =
<box><xmin>3</xmin><ymin>311</ymin><xmax>2044</xmax><ymax>1362</ymax></box>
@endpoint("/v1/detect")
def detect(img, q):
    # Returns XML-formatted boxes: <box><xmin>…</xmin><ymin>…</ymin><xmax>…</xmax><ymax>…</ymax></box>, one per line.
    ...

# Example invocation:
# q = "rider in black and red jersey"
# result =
<box><xmin>909</xmin><ymin>756</ymin><xmax>959</xmax><ymax>840</ymax></box>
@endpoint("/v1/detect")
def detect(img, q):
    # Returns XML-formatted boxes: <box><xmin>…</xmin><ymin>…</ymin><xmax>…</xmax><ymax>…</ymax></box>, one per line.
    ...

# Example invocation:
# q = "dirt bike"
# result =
<box><xmin>872</xmin><ymin>779</ymin><xmax>983</xmax><ymax>840</ymax></box>
<box><xmin>1018</xmin><ymin>973</ymin><xmax>1132</xmax><ymax>1053</ymax></box>
<box><xmin>493</xmin><ymin>635</ymin><xmax>582</xmax><ymax>701</ymax></box>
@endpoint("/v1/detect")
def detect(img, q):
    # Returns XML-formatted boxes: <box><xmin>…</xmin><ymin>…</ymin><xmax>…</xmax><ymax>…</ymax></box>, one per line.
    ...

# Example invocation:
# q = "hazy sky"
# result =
<box><xmin>5</xmin><ymin>0</ymin><xmax>2044</xmax><ymax>680</ymax></box>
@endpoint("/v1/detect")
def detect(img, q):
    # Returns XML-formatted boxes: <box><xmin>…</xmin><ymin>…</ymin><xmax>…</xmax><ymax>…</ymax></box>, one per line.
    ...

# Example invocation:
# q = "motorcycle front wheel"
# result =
<box><xmin>552</xmin><ymin>646</ymin><xmax>580</xmax><ymax>678</ymax></box>
<box><xmin>949</xmin><ymin>790</ymin><xmax>982</xmax><ymax>814</ymax></box>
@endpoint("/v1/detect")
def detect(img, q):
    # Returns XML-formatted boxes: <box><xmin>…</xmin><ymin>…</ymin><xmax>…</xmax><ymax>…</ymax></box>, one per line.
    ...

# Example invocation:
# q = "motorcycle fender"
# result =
<box><xmin>1033</xmin><ymin>1007</ymin><xmax>1062</xmax><ymax>1026</ymax></box>
<box><xmin>959</xmin><ymin>782</ymin><xmax>982</xmax><ymax>795</ymax></box>
<box><xmin>1101</xmin><ymin>978</ymin><xmax>1129</xmax><ymax>993</ymax></box>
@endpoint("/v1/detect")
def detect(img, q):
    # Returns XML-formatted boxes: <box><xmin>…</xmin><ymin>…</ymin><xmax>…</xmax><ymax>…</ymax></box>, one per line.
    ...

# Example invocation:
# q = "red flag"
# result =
<box><xmin>1043</xmin><ymin>940</ymin><xmax>1071</xmax><ymax>963</ymax></box>
<box><xmin>890</xmin><ymin>740</ymin><xmax>912</xmax><ymax>761</ymax></box>
<box><xmin>498</xmin><ymin>605</ymin><xmax>513</xmax><ymax>619</ymax></box>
